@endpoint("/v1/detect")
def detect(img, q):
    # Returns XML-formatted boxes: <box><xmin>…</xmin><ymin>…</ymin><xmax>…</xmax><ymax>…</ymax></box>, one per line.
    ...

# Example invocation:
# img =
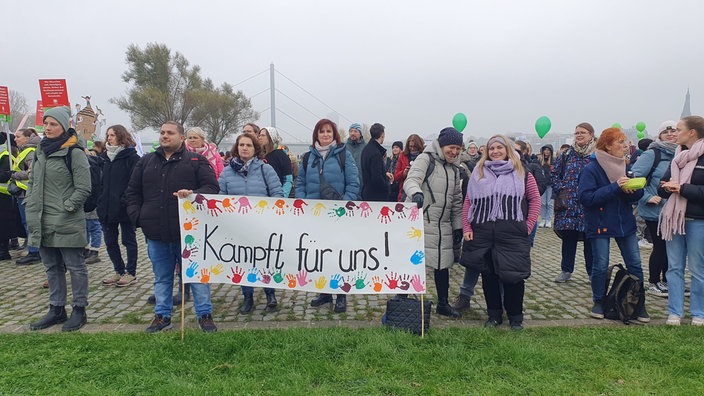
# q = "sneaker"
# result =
<box><xmin>146</xmin><ymin>314</ymin><xmax>172</xmax><ymax>333</ymax></box>
<box><xmin>666</xmin><ymin>314</ymin><xmax>681</xmax><ymax>326</ymax></box>
<box><xmin>510</xmin><ymin>321</ymin><xmax>524</xmax><ymax>331</ymax></box>
<box><xmin>554</xmin><ymin>271</ymin><xmax>572</xmax><ymax>283</ymax></box>
<box><xmin>102</xmin><ymin>273</ymin><xmax>122</xmax><ymax>286</ymax></box>
<box><xmin>657</xmin><ymin>282</ymin><xmax>668</xmax><ymax>292</ymax></box>
<box><xmin>198</xmin><ymin>314</ymin><xmax>217</xmax><ymax>333</ymax></box>
<box><xmin>116</xmin><ymin>274</ymin><xmax>137</xmax><ymax>287</ymax></box>
<box><xmin>590</xmin><ymin>302</ymin><xmax>604</xmax><ymax>319</ymax></box>
<box><xmin>84</xmin><ymin>250</ymin><xmax>101</xmax><ymax>264</ymax></box>
<box><xmin>692</xmin><ymin>317</ymin><xmax>704</xmax><ymax>326</ymax></box>
<box><xmin>636</xmin><ymin>306</ymin><xmax>650</xmax><ymax>323</ymax></box>
<box><xmin>484</xmin><ymin>318</ymin><xmax>503</xmax><ymax>328</ymax></box>
<box><xmin>451</xmin><ymin>294</ymin><xmax>471</xmax><ymax>311</ymax></box>
<box><xmin>647</xmin><ymin>282</ymin><xmax>668</xmax><ymax>297</ymax></box>
<box><xmin>638</xmin><ymin>239</ymin><xmax>653</xmax><ymax>249</ymax></box>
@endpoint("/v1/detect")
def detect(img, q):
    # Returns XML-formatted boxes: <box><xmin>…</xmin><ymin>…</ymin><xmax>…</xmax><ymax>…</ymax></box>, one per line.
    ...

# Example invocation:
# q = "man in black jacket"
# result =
<box><xmin>360</xmin><ymin>123</ymin><xmax>391</xmax><ymax>201</ymax></box>
<box><xmin>125</xmin><ymin>121</ymin><xmax>219</xmax><ymax>333</ymax></box>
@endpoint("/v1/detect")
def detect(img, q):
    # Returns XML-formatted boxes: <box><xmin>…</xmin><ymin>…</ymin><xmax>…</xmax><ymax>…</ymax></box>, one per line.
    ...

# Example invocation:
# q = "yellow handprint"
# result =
<box><xmin>313</xmin><ymin>202</ymin><xmax>326</xmax><ymax>216</ymax></box>
<box><xmin>210</xmin><ymin>263</ymin><xmax>224</xmax><ymax>276</ymax></box>
<box><xmin>182</xmin><ymin>200</ymin><xmax>196</xmax><ymax>214</ymax></box>
<box><xmin>314</xmin><ymin>275</ymin><xmax>327</xmax><ymax>290</ymax></box>
<box><xmin>254</xmin><ymin>199</ymin><xmax>268</xmax><ymax>214</ymax></box>
<box><xmin>407</xmin><ymin>226</ymin><xmax>422</xmax><ymax>241</ymax></box>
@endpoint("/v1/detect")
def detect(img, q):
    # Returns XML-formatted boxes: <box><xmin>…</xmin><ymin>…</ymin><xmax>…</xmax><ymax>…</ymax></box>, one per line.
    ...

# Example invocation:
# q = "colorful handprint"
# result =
<box><xmin>207</xmin><ymin>199</ymin><xmax>223</xmax><ymax>216</ymax></box>
<box><xmin>398</xmin><ymin>274</ymin><xmax>411</xmax><ymax>291</ymax></box>
<box><xmin>329</xmin><ymin>274</ymin><xmax>343</xmax><ymax>290</ymax></box>
<box><xmin>313</xmin><ymin>202</ymin><xmax>326</xmax><ymax>216</ymax></box>
<box><xmin>247</xmin><ymin>268</ymin><xmax>258</xmax><ymax>283</ymax></box>
<box><xmin>184</xmin><ymin>234</ymin><xmax>195</xmax><ymax>246</ymax></box>
<box><xmin>407</xmin><ymin>227</ymin><xmax>422</xmax><ymax>241</ymax></box>
<box><xmin>210</xmin><ymin>263</ymin><xmax>224</xmax><ymax>276</ymax></box>
<box><xmin>315</xmin><ymin>276</ymin><xmax>327</xmax><ymax>290</ymax></box>
<box><xmin>372</xmin><ymin>276</ymin><xmax>383</xmax><ymax>292</ymax></box>
<box><xmin>221</xmin><ymin>197</ymin><xmax>237</xmax><ymax>213</ymax></box>
<box><xmin>395</xmin><ymin>203</ymin><xmax>407</xmax><ymax>219</ymax></box>
<box><xmin>410</xmin><ymin>274</ymin><xmax>425</xmax><ymax>292</ymax></box>
<box><xmin>182</xmin><ymin>217</ymin><xmax>199</xmax><ymax>231</ymax></box>
<box><xmin>410</xmin><ymin>250</ymin><xmax>425</xmax><ymax>265</ymax></box>
<box><xmin>254</xmin><ymin>199</ymin><xmax>268</xmax><ymax>214</ymax></box>
<box><xmin>182</xmin><ymin>245</ymin><xmax>198</xmax><ymax>259</ymax></box>
<box><xmin>185</xmin><ymin>262</ymin><xmax>199</xmax><ymax>278</ymax></box>
<box><xmin>192</xmin><ymin>194</ymin><xmax>207</xmax><ymax>210</ymax></box>
<box><xmin>340</xmin><ymin>277</ymin><xmax>353</xmax><ymax>293</ymax></box>
<box><xmin>272</xmin><ymin>199</ymin><xmax>287</xmax><ymax>215</ymax></box>
<box><xmin>237</xmin><ymin>197</ymin><xmax>252</xmax><ymax>213</ymax></box>
<box><xmin>285</xmin><ymin>274</ymin><xmax>297</xmax><ymax>288</ymax></box>
<box><xmin>273</xmin><ymin>270</ymin><xmax>284</xmax><ymax>283</ymax></box>
<box><xmin>182</xmin><ymin>200</ymin><xmax>196</xmax><ymax>214</ymax></box>
<box><xmin>328</xmin><ymin>206</ymin><xmax>346</xmax><ymax>218</ymax></box>
<box><xmin>296</xmin><ymin>270</ymin><xmax>310</xmax><ymax>287</ymax></box>
<box><xmin>378</xmin><ymin>206</ymin><xmax>393</xmax><ymax>224</ymax></box>
<box><xmin>227</xmin><ymin>266</ymin><xmax>245</xmax><ymax>284</ymax></box>
<box><xmin>260</xmin><ymin>270</ymin><xmax>272</xmax><ymax>284</ymax></box>
<box><xmin>354</xmin><ymin>272</ymin><xmax>368</xmax><ymax>290</ymax></box>
<box><xmin>359</xmin><ymin>202</ymin><xmax>372</xmax><ymax>218</ymax></box>
<box><xmin>292</xmin><ymin>199</ymin><xmax>308</xmax><ymax>215</ymax></box>
<box><xmin>384</xmin><ymin>272</ymin><xmax>399</xmax><ymax>289</ymax></box>
<box><xmin>345</xmin><ymin>201</ymin><xmax>359</xmax><ymax>216</ymax></box>
<box><xmin>409</xmin><ymin>206</ymin><xmax>420</xmax><ymax>221</ymax></box>
<box><xmin>199</xmin><ymin>268</ymin><xmax>211</xmax><ymax>283</ymax></box>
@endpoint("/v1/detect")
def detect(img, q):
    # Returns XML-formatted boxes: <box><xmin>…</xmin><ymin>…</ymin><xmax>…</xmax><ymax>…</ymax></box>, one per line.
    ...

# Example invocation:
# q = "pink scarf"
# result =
<box><xmin>186</xmin><ymin>142</ymin><xmax>224</xmax><ymax>178</ymax></box>
<box><xmin>659</xmin><ymin>139</ymin><xmax>704</xmax><ymax>240</ymax></box>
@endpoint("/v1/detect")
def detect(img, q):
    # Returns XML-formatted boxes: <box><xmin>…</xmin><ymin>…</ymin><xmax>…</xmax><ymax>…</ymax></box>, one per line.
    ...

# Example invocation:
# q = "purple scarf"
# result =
<box><xmin>466</xmin><ymin>160</ymin><xmax>525</xmax><ymax>224</ymax></box>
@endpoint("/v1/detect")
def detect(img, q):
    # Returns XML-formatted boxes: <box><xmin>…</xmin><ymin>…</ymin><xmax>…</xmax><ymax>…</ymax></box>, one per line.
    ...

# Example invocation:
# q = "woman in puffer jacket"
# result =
<box><xmin>219</xmin><ymin>132</ymin><xmax>283</xmax><ymax>314</ymax></box>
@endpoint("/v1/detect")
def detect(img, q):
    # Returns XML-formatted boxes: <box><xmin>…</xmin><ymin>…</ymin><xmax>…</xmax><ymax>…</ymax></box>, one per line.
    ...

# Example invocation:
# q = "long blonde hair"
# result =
<box><xmin>474</xmin><ymin>134</ymin><xmax>525</xmax><ymax>179</ymax></box>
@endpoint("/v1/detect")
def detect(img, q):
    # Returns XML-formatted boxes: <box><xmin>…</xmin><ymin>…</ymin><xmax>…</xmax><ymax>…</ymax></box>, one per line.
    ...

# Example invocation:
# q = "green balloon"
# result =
<box><xmin>152</xmin><ymin>141</ymin><xmax>159</xmax><ymax>148</ymax></box>
<box><xmin>535</xmin><ymin>116</ymin><xmax>551</xmax><ymax>139</ymax></box>
<box><xmin>87</xmin><ymin>141</ymin><xmax>94</xmax><ymax>150</ymax></box>
<box><xmin>637</xmin><ymin>131</ymin><xmax>645</xmax><ymax>139</ymax></box>
<box><xmin>636</xmin><ymin>121</ymin><xmax>646</xmax><ymax>133</ymax></box>
<box><xmin>452</xmin><ymin>113</ymin><xmax>468</xmax><ymax>132</ymax></box>
<box><xmin>612</xmin><ymin>123</ymin><xmax>622</xmax><ymax>129</ymax></box>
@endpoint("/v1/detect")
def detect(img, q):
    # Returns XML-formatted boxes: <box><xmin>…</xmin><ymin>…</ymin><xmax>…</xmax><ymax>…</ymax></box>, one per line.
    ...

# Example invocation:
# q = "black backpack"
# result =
<box><xmin>525</xmin><ymin>161</ymin><xmax>549</xmax><ymax>195</ymax></box>
<box><xmin>643</xmin><ymin>148</ymin><xmax>662</xmax><ymax>184</ymax></box>
<box><xmin>65</xmin><ymin>147</ymin><xmax>103</xmax><ymax>212</ymax></box>
<box><xmin>602</xmin><ymin>264</ymin><xmax>644</xmax><ymax>324</ymax></box>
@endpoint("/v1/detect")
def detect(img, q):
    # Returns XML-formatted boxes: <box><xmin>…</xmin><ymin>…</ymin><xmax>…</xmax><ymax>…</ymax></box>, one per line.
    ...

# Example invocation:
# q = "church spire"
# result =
<box><xmin>681</xmin><ymin>88</ymin><xmax>691</xmax><ymax>118</ymax></box>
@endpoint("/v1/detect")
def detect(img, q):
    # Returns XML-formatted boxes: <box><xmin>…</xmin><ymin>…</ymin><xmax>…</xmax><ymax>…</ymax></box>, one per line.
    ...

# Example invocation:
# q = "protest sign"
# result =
<box><xmin>0</xmin><ymin>86</ymin><xmax>9</xmax><ymax>122</ymax></box>
<box><xmin>178</xmin><ymin>194</ymin><xmax>427</xmax><ymax>295</ymax></box>
<box><xmin>35</xmin><ymin>101</ymin><xmax>44</xmax><ymax>131</ymax></box>
<box><xmin>38</xmin><ymin>79</ymin><xmax>70</xmax><ymax>108</ymax></box>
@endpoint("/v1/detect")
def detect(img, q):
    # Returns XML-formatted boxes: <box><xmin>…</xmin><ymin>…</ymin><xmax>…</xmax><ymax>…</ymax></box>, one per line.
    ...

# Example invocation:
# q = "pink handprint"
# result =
<box><xmin>378</xmin><ymin>206</ymin><xmax>393</xmax><ymax>224</ymax></box>
<box><xmin>192</xmin><ymin>194</ymin><xmax>207</xmax><ymax>210</ymax></box>
<box><xmin>227</xmin><ymin>266</ymin><xmax>245</xmax><ymax>284</ymax></box>
<box><xmin>237</xmin><ymin>197</ymin><xmax>252</xmax><ymax>213</ymax></box>
<box><xmin>345</xmin><ymin>201</ymin><xmax>359</xmax><ymax>216</ymax></box>
<box><xmin>398</xmin><ymin>274</ymin><xmax>411</xmax><ymax>291</ymax></box>
<box><xmin>359</xmin><ymin>202</ymin><xmax>372</xmax><ymax>218</ymax></box>
<box><xmin>340</xmin><ymin>277</ymin><xmax>352</xmax><ymax>293</ymax></box>
<box><xmin>221</xmin><ymin>197</ymin><xmax>237</xmax><ymax>213</ymax></box>
<box><xmin>200</xmin><ymin>268</ymin><xmax>211</xmax><ymax>283</ymax></box>
<box><xmin>207</xmin><ymin>199</ymin><xmax>223</xmax><ymax>216</ymax></box>
<box><xmin>182</xmin><ymin>245</ymin><xmax>198</xmax><ymax>259</ymax></box>
<box><xmin>372</xmin><ymin>276</ymin><xmax>383</xmax><ymax>292</ymax></box>
<box><xmin>409</xmin><ymin>206</ymin><xmax>420</xmax><ymax>221</ymax></box>
<box><xmin>385</xmin><ymin>272</ymin><xmax>399</xmax><ymax>289</ymax></box>
<box><xmin>293</xmin><ymin>199</ymin><xmax>307</xmax><ymax>215</ymax></box>
<box><xmin>286</xmin><ymin>274</ymin><xmax>297</xmax><ymax>288</ymax></box>
<box><xmin>394</xmin><ymin>203</ymin><xmax>407</xmax><ymax>219</ymax></box>
<box><xmin>410</xmin><ymin>274</ymin><xmax>425</xmax><ymax>292</ymax></box>
<box><xmin>296</xmin><ymin>270</ymin><xmax>310</xmax><ymax>287</ymax></box>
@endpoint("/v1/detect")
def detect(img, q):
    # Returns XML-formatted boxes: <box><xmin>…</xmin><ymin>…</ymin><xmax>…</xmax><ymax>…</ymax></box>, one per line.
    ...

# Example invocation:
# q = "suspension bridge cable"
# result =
<box><xmin>232</xmin><ymin>68</ymin><xmax>269</xmax><ymax>87</ymax></box>
<box><xmin>249</xmin><ymin>88</ymin><xmax>270</xmax><ymax>99</ymax></box>
<box><xmin>274</xmin><ymin>125</ymin><xmax>306</xmax><ymax>143</ymax></box>
<box><xmin>275</xmin><ymin>70</ymin><xmax>353</xmax><ymax>124</ymax></box>
<box><xmin>277</xmin><ymin>107</ymin><xmax>314</xmax><ymax>133</ymax></box>
<box><xmin>275</xmin><ymin>88</ymin><xmax>323</xmax><ymax>120</ymax></box>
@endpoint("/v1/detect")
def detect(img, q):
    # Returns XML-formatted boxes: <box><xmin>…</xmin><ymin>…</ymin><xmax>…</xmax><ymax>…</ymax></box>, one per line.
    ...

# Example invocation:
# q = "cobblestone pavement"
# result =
<box><xmin>0</xmin><ymin>228</ymin><xmax>686</xmax><ymax>333</ymax></box>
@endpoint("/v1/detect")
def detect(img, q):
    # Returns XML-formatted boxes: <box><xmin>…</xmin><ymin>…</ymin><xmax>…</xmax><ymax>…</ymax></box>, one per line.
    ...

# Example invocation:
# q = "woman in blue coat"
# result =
<box><xmin>219</xmin><ymin>132</ymin><xmax>283</xmax><ymax>314</ymax></box>
<box><xmin>296</xmin><ymin>118</ymin><xmax>359</xmax><ymax>313</ymax></box>
<box><xmin>578</xmin><ymin>127</ymin><xmax>649</xmax><ymax>322</ymax></box>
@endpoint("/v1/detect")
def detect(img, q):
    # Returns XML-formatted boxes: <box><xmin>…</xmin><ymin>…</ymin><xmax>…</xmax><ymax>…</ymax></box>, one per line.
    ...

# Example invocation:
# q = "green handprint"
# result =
<box><xmin>354</xmin><ymin>272</ymin><xmax>368</xmax><ymax>290</ymax></box>
<box><xmin>273</xmin><ymin>270</ymin><xmax>284</xmax><ymax>284</ymax></box>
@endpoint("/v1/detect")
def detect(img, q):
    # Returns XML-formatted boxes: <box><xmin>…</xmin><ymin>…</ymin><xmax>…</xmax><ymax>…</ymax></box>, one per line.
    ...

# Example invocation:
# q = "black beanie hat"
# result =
<box><xmin>437</xmin><ymin>127</ymin><xmax>463</xmax><ymax>147</ymax></box>
<box><xmin>392</xmin><ymin>140</ymin><xmax>403</xmax><ymax>150</ymax></box>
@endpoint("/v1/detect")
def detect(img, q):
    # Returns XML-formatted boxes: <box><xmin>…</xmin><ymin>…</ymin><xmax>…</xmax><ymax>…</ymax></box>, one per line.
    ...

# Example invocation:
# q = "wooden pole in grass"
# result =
<box><xmin>420</xmin><ymin>294</ymin><xmax>425</xmax><ymax>338</ymax></box>
<box><xmin>181</xmin><ymin>280</ymin><xmax>186</xmax><ymax>342</ymax></box>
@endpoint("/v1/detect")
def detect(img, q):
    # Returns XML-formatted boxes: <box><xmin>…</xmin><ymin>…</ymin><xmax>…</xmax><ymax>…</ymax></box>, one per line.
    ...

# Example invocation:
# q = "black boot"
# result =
<box><xmin>310</xmin><ymin>293</ymin><xmax>333</xmax><ymax>307</ymax></box>
<box><xmin>509</xmin><ymin>314</ymin><xmax>524</xmax><ymax>331</ymax></box>
<box><xmin>30</xmin><ymin>305</ymin><xmax>68</xmax><ymax>330</ymax></box>
<box><xmin>62</xmin><ymin>306</ymin><xmax>87</xmax><ymax>332</ymax></box>
<box><xmin>436</xmin><ymin>299</ymin><xmax>461</xmax><ymax>318</ymax></box>
<box><xmin>334</xmin><ymin>295</ymin><xmax>347</xmax><ymax>313</ymax></box>
<box><xmin>0</xmin><ymin>240</ymin><xmax>10</xmax><ymax>261</ymax></box>
<box><xmin>265</xmin><ymin>290</ymin><xmax>278</xmax><ymax>309</ymax></box>
<box><xmin>240</xmin><ymin>295</ymin><xmax>254</xmax><ymax>314</ymax></box>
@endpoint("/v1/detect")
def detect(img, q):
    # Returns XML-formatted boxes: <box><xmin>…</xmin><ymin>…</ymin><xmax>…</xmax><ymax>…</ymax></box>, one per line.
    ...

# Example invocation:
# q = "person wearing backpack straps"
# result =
<box><xmin>578</xmin><ymin>127</ymin><xmax>650</xmax><ymax>322</ymax></box>
<box><xmin>658</xmin><ymin>115</ymin><xmax>704</xmax><ymax>326</ymax></box>
<box><xmin>631</xmin><ymin>120</ymin><xmax>678</xmax><ymax>297</ymax></box>
<box><xmin>297</xmin><ymin>119</ymin><xmax>360</xmax><ymax>313</ymax></box>
<box><xmin>11</xmin><ymin>128</ymin><xmax>42</xmax><ymax>265</ymax></box>
<box><xmin>219</xmin><ymin>132</ymin><xmax>283</xmax><ymax>314</ymax></box>
<box><xmin>25</xmin><ymin>106</ymin><xmax>92</xmax><ymax>332</ymax></box>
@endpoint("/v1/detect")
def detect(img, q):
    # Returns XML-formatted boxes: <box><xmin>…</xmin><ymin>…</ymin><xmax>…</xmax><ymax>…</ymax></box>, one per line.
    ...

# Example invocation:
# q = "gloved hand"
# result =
<box><xmin>412</xmin><ymin>193</ymin><xmax>424</xmax><ymax>209</ymax></box>
<box><xmin>453</xmin><ymin>229</ymin><xmax>463</xmax><ymax>246</ymax></box>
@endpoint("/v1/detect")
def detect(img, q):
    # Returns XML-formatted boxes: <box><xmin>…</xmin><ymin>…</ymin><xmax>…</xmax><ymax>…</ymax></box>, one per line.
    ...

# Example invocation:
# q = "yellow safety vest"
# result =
<box><xmin>0</xmin><ymin>150</ymin><xmax>14</xmax><ymax>195</ymax></box>
<box><xmin>11</xmin><ymin>147</ymin><xmax>36</xmax><ymax>191</ymax></box>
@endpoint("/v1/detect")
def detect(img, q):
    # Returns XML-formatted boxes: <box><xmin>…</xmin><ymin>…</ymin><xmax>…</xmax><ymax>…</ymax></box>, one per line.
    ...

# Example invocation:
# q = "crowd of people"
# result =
<box><xmin>2</xmin><ymin>109</ymin><xmax>703</xmax><ymax>332</ymax></box>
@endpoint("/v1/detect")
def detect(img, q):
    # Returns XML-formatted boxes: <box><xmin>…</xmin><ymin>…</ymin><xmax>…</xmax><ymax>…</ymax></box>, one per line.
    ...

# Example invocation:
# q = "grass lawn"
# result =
<box><xmin>1</xmin><ymin>326</ymin><xmax>703</xmax><ymax>395</ymax></box>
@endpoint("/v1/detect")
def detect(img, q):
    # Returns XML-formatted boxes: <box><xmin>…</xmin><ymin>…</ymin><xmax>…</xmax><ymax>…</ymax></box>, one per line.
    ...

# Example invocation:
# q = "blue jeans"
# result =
<box><xmin>17</xmin><ymin>197</ymin><xmax>38</xmax><ymax>254</ymax></box>
<box><xmin>85</xmin><ymin>219</ymin><xmax>102</xmax><ymax>249</ymax></box>
<box><xmin>666</xmin><ymin>219</ymin><xmax>704</xmax><ymax>319</ymax></box>
<box><xmin>540</xmin><ymin>186</ymin><xmax>553</xmax><ymax>223</ymax></box>
<box><xmin>146</xmin><ymin>239</ymin><xmax>212</xmax><ymax>318</ymax></box>
<box><xmin>459</xmin><ymin>267</ymin><xmax>480</xmax><ymax>298</ymax></box>
<box><xmin>590</xmin><ymin>234</ymin><xmax>644</xmax><ymax>303</ymax></box>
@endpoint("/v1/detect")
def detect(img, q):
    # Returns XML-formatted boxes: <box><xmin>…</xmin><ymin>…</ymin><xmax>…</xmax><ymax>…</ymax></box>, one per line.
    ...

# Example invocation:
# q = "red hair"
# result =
<box><xmin>596</xmin><ymin>128</ymin><xmax>626</xmax><ymax>151</ymax></box>
<box><xmin>312</xmin><ymin>119</ymin><xmax>341</xmax><ymax>146</ymax></box>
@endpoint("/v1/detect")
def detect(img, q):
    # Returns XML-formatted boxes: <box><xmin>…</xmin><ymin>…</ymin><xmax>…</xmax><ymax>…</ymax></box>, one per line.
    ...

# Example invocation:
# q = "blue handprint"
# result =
<box><xmin>329</xmin><ymin>274</ymin><xmax>343</xmax><ymax>290</ymax></box>
<box><xmin>410</xmin><ymin>250</ymin><xmax>425</xmax><ymax>265</ymax></box>
<box><xmin>186</xmin><ymin>262</ymin><xmax>199</xmax><ymax>277</ymax></box>
<box><xmin>247</xmin><ymin>268</ymin><xmax>258</xmax><ymax>283</ymax></box>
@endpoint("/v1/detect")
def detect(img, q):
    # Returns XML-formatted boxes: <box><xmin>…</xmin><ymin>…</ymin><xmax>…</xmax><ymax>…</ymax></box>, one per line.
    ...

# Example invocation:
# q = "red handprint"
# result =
<box><xmin>394</xmin><ymin>203</ymin><xmax>407</xmax><ymax>219</ymax></box>
<box><xmin>237</xmin><ymin>197</ymin><xmax>252</xmax><ymax>213</ymax></box>
<box><xmin>207</xmin><ymin>199</ymin><xmax>223</xmax><ymax>216</ymax></box>
<box><xmin>221</xmin><ymin>197</ymin><xmax>237</xmax><ymax>213</ymax></box>
<box><xmin>293</xmin><ymin>199</ymin><xmax>308</xmax><ymax>215</ymax></box>
<box><xmin>228</xmin><ymin>266</ymin><xmax>245</xmax><ymax>284</ymax></box>
<box><xmin>286</xmin><ymin>274</ymin><xmax>297</xmax><ymax>288</ymax></box>
<box><xmin>359</xmin><ymin>202</ymin><xmax>372</xmax><ymax>218</ymax></box>
<box><xmin>296</xmin><ymin>270</ymin><xmax>310</xmax><ymax>287</ymax></box>
<box><xmin>398</xmin><ymin>274</ymin><xmax>411</xmax><ymax>291</ymax></box>
<box><xmin>410</xmin><ymin>274</ymin><xmax>425</xmax><ymax>292</ymax></box>
<box><xmin>409</xmin><ymin>206</ymin><xmax>420</xmax><ymax>221</ymax></box>
<box><xmin>378</xmin><ymin>206</ymin><xmax>393</xmax><ymax>224</ymax></box>
<box><xmin>385</xmin><ymin>272</ymin><xmax>399</xmax><ymax>289</ymax></box>
<box><xmin>192</xmin><ymin>194</ymin><xmax>207</xmax><ymax>210</ymax></box>
<box><xmin>182</xmin><ymin>246</ymin><xmax>198</xmax><ymax>259</ymax></box>
<box><xmin>345</xmin><ymin>201</ymin><xmax>359</xmax><ymax>216</ymax></box>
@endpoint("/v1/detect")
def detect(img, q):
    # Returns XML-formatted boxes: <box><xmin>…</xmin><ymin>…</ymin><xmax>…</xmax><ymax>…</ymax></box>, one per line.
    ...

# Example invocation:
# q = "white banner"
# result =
<box><xmin>178</xmin><ymin>194</ymin><xmax>426</xmax><ymax>294</ymax></box>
